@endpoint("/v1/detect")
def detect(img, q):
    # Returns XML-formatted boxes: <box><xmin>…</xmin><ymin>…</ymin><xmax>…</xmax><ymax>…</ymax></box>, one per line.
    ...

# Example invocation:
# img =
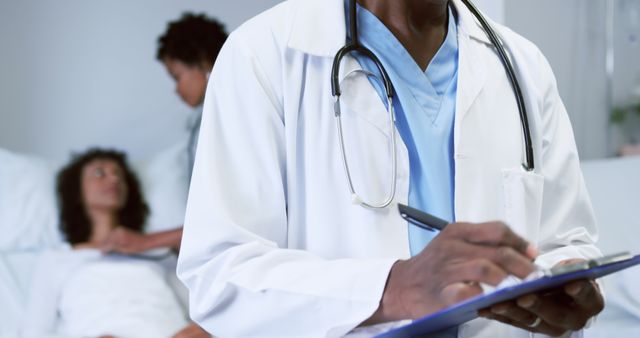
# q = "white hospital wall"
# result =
<box><xmin>5</xmin><ymin>1</ymin><xmax>633</xmax><ymax>163</ymax></box>
<box><xmin>0</xmin><ymin>0</ymin><xmax>504</xmax><ymax>165</ymax></box>
<box><xmin>0</xmin><ymin>0</ymin><xmax>507</xmax><ymax>166</ymax></box>
<box><xmin>0</xmin><ymin>0</ymin><xmax>282</xmax><ymax>166</ymax></box>
<box><xmin>474</xmin><ymin>0</ymin><xmax>505</xmax><ymax>23</ymax></box>
<box><xmin>505</xmin><ymin>0</ymin><xmax>640</xmax><ymax>159</ymax></box>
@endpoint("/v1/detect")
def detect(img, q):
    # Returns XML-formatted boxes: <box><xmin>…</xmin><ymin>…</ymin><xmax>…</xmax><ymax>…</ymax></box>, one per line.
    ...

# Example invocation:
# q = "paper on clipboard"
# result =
<box><xmin>375</xmin><ymin>253</ymin><xmax>640</xmax><ymax>338</ymax></box>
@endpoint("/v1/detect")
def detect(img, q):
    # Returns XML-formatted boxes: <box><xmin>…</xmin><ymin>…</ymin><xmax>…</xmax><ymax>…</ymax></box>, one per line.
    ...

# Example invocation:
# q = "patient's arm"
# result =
<box><xmin>102</xmin><ymin>227</ymin><xmax>183</xmax><ymax>254</ymax></box>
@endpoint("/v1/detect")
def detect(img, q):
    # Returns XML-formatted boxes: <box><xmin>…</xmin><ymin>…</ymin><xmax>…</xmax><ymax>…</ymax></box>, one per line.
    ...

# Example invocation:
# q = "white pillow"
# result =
<box><xmin>135</xmin><ymin>140</ymin><xmax>190</xmax><ymax>234</ymax></box>
<box><xmin>0</xmin><ymin>149</ymin><xmax>62</xmax><ymax>251</ymax></box>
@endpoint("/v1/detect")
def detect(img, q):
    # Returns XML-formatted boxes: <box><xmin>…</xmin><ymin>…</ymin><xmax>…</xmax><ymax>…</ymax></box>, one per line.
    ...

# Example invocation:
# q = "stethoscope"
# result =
<box><xmin>330</xmin><ymin>0</ymin><xmax>534</xmax><ymax>210</ymax></box>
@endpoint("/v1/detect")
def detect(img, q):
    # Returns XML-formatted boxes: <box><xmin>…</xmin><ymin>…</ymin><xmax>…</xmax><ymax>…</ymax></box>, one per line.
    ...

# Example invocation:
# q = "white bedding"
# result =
<box><xmin>0</xmin><ymin>251</ymin><xmax>41</xmax><ymax>336</ymax></box>
<box><xmin>19</xmin><ymin>249</ymin><xmax>188</xmax><ymax>338</ymax></box>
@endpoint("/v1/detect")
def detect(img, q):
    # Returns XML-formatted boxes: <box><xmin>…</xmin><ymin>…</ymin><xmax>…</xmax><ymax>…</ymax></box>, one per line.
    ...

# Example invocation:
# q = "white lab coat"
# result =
<box><xmin>177</xmin><ymin>0</ymin><xmax>601</xmax><ymax>337</ymax></box>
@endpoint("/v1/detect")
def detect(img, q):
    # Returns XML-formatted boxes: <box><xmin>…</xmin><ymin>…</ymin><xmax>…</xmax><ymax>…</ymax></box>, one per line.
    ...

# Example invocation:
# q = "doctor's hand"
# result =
<box><xmin>366</xmin><ymin>221</ymin><xmax>538</xmax><ymax>324</ymax></box>
<box><xmin>479</xmin><ymin>259</ymin><xmax>604</xmax><ymax>337</ymax></box>
<box><xmin>172</xmin><ymin>322</ymin><xmax>212</xmax><ymax>338</ymax></box>
<box><xmin>101</xmin><ymin>227</ymin><xmax>150</xmax><ymax>254</ymax></box>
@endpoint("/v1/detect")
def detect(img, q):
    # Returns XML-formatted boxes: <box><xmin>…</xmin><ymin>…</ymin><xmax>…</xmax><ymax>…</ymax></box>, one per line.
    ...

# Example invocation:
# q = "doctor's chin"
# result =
<box><xmin>1</xmin><ymin>1</ymin><xmax>639</xmax><ymax>338</ymax></box>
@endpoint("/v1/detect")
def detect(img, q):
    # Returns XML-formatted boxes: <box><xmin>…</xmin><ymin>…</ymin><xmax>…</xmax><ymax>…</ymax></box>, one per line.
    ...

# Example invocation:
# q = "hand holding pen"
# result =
<box><xmin>395</xmin><ymin>204</ymin><xmax>604</xmax><ymax>336</ymax></box>
<box><xmin>365</xmin><ymin>204</ymin><xmax>538</xmax><ymax>324</ymax></box>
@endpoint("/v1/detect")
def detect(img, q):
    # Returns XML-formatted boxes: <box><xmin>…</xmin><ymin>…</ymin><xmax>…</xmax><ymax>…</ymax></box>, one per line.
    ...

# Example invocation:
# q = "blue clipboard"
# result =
<box><xmin>376</xmin><ymin>253</ymin><xmax>640</xmax><ymax>338</ymax></box>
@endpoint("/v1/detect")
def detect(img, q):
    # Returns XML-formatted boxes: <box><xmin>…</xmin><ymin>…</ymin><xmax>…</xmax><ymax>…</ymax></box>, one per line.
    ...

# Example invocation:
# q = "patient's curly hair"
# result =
<box><xmin>156</xmin><ymin>12</ymin><xmax>228</xmax><ymax>66</ymax></box>
<box><xmin>57</xmin><ymin>148</ymin><xmax>149</xmax><ymax>245</ymax></box>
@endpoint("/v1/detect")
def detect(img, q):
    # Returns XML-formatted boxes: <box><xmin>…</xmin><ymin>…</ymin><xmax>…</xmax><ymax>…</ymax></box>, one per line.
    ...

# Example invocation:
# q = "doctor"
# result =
<box><xmin>177</xmin><ymin>0</ymin><xmax>603</xmax><ymax>337</ymax></box>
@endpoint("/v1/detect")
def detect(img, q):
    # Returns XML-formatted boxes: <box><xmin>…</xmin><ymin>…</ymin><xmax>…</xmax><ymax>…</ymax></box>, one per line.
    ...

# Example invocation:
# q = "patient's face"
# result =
<box><xmin>163</xmin><ymin>57</ymin><xmax>210</xmax><ymax>108</ymax></box>
<box><xmin>81</xmin><ymin>159</ymin><xmax>129</xmax><ymax>212</ymax></box>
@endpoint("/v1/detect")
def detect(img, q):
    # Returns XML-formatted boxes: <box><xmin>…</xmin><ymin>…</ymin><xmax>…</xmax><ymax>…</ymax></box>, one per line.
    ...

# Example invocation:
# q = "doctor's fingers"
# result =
<box><xmin>485</xmin><ymin>301</ymin><xmax>537</xmax><ymax>324</ymax></box>
<box><xmin>440</xmin><ymin>282</ymin><xmax>484</xmax><ymax>307</ymax></box>
<box><xmin>564</xmin><ymin>279</ymin><xmax>604</xmax><ymax>313</ymax></box>
<box><xmin>440</xmin><ymin>259</ymin><xmax>508</xmax><ymax>286</ymax></box>
<box><xmin>479</xmin><ymin>310</ymin><xmax>568</xmax><ymax>337</ymax></box>
<box><xmin>517</xmin><ymin>293</ymin><xmax>591</xmax><ymax>330</ymax></box>
<box><xmin>445</xmin><ymin>241</ymin><xmax>536</xmax><ymax>279</ymax></box>
<box><xmin>481</xmin><ymin>300</ymin><xmax>568</xmax><ymax>335</ymax></box>
<box><xmin>446</xmin><ymin>222</ymin><xmax>537</xmax><ymax>260</ymax></box>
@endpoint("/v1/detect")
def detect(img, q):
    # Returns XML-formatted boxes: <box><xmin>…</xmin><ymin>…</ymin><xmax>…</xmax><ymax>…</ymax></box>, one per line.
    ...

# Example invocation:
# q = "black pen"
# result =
<box><xmin>398</xmin><ymin>203</ymin><xmax>449</xmax><ymax>232</ymax></box>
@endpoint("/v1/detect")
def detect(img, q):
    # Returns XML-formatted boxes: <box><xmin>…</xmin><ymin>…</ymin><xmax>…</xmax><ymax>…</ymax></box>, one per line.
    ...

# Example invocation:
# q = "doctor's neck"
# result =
<box><xmin>358</xmin><ymin>0</ymin><xmax>449</xmax><ymax>29</ymax></box>
<box><xmin>357</xmin><ymin>0</ymin><xmax>451</xmax><ymax>70</ymax></box>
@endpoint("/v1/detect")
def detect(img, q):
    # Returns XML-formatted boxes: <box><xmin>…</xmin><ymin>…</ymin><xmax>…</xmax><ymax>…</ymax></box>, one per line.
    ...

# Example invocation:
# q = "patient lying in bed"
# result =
<box><xmin>22</xmin><ymin>249</ymin><xmax>188</xmax><ymax>338</ymax></box>
<box><xmin>20</xmin><ymin>148</ymin><xmax>209</xmax><ymax>338</ymax></box>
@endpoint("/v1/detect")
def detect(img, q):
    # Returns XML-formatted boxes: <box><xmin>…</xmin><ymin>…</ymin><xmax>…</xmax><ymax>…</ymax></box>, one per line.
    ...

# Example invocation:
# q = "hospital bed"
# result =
<box><xmin>0</xmin><ymin>145</ymin><xmax>190</xmax><ymax>336</ymax></box>
<box><xmin>1</xmin><ymin>147</ymin><xmax>639</xmax><ymax>336</ymax></box>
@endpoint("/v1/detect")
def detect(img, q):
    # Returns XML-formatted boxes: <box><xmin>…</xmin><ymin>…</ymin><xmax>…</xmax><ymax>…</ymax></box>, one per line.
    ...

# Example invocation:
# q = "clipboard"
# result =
<box><xmin>375</xmin><ymin>252</ymin><xmax>640</xmax><ymax>338</ymax></box>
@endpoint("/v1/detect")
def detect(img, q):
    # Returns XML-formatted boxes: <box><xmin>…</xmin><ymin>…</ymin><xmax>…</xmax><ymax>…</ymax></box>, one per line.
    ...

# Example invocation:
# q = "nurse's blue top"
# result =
<box><xmin>346</xmin><ymin>4</ymin><xmax>459</xmax><ymax>256</ymax></box>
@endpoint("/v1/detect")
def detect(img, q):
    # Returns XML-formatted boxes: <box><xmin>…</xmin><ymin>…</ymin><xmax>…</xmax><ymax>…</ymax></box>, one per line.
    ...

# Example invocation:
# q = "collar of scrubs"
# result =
<box><xmin>345</xmin><ymin>3</ymin><xmax>459</xmax><ymax>122</ymax></box>
<box><xmin>286</xmin><ymin>0</ymin><xmax>491</xmax><ymax>58</ymax></box>
<box><xmin>345</xmin><ymin>3</ymin><xmax>460</xmax><ymax>256</ymax></box>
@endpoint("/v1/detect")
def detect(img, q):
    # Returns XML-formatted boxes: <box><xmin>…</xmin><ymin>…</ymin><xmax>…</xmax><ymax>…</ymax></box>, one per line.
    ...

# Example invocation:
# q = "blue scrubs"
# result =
<box><xmin>347</xmin><ymin>4</ymin><xmax>459</xmax><ymax>256</ymax></box>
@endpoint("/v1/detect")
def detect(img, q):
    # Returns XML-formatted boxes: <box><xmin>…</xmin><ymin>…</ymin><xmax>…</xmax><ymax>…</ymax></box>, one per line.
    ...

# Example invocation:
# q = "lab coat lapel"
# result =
<box><xmin>288</xmin><ymin>0</ymin><xmax>391</xmax><ymax>134</ymax></box>
<box><xmin>455</xmin><ymin>32</ymin><xmax>488</xmax><ymax>129</ymax></box>
<box><xmin>452</xmin><ymin>0</ymin><xmax>492</xmax><ymax>125</ymax></box>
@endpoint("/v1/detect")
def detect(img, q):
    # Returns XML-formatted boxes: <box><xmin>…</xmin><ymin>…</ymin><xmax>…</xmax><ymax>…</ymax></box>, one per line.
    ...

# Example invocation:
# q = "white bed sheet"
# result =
<box><xmin>19</xmin><ymin>249</ymin><xmax>188</xmax><ymax>338</ymax></box>
<box><xmin>0</xmin><ymin>249</ymin><xmax>190</xmax><ymax>338</ymax></box>
<box><xmin>0</xmin><ymin>251</ymin><xmax>41</xmax><ymax>336</ymax></box>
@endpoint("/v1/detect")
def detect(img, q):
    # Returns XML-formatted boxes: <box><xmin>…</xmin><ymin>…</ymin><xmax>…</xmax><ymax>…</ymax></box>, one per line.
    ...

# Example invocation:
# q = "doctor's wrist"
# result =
<box><xmin>364</xmin><ymin>259</ymin><xmax>412</xmax><ymax>325</ymax></box>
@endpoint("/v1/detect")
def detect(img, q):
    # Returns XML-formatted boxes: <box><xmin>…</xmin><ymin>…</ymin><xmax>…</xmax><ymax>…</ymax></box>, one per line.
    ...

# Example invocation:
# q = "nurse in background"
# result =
<box><xmin>157</xmin><ymin>12</ymin><xmax>229</xmax><ymax>174</ymax></box>
<box><xmin>101</xmin><ymin>13</ymin><xmax>228</xmax><ymax>256</ymax></box>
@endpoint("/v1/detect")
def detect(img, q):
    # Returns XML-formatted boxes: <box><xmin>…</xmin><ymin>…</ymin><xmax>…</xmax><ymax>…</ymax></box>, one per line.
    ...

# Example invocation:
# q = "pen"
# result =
<box><xmin>398</xmin><ymin>203</ymin><xmax>449</xmax><ymax>232</ymax></box>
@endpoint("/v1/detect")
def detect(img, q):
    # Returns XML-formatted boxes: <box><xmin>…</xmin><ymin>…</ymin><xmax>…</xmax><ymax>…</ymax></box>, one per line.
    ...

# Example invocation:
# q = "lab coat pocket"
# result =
<box><xmin>502</xmin><ymin>167</ymin><xmax>544</xmax><ymax>243</ymax></box>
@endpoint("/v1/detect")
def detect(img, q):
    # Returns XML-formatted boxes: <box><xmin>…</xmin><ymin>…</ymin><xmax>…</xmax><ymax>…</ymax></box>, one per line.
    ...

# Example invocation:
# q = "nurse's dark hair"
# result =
<box><xmin>56</xmin><ymin>148</ymin><xmax>149</xmax><ymax>245</ymax></box>
<box><xmin>156</xmin><ymin>12</ymin><xmax>228</xmax><ymax>67</ymax></box>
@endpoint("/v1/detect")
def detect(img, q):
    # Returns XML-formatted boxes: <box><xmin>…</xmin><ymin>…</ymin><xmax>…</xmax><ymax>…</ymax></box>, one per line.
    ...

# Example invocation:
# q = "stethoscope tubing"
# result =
<box><xmin>460</xmin><ymin>0</ymin><xmax>534</xmax><ymax>171</ymax></box>
<box><xmin>331</xmin><ymin>0</ymin><xmax>535</xmax><ymax>209</ymax></box>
